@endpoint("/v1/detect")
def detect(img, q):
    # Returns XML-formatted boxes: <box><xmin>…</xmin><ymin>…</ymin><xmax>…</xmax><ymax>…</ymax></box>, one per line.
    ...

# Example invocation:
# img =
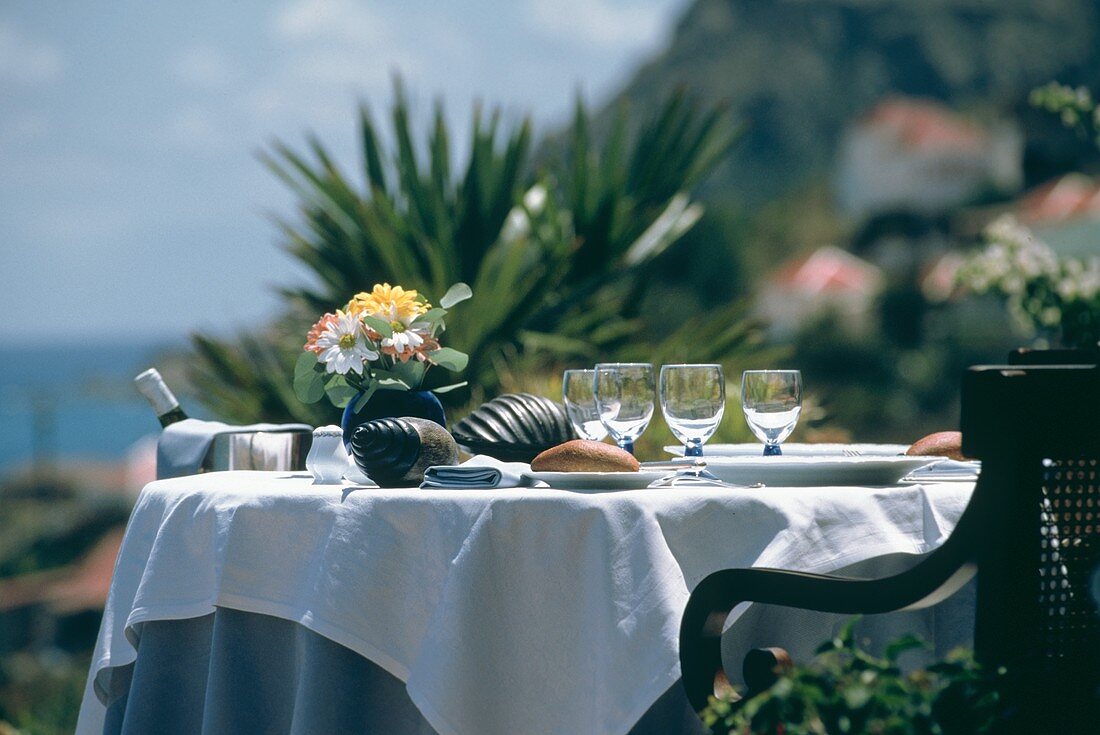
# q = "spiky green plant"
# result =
<box><xmin>188</xmin><ymin>83</ymin><xmax>745</xmax><ymax>424</ymax></box>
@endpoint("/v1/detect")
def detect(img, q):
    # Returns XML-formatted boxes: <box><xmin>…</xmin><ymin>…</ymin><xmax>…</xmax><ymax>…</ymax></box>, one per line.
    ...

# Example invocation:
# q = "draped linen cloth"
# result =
<box><xmin>77</xmin><ymin>471</ymin><xmax>973</xmax><ymax>735</ymax></box>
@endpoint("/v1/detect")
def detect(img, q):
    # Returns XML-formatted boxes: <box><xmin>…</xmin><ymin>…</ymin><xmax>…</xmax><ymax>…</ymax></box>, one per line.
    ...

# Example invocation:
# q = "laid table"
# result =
<box><xmin>76</xmin><ymin>471</ymin><xmax>974</xmax><ymax>735</ymax></box>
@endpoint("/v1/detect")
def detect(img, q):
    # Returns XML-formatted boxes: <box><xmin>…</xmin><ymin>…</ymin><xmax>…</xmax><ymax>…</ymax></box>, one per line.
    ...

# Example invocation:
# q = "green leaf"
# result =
<box><xmin>374</xmin><ymin>378</ymin><xmax>409</xmax><ymax>391</ymax></box>
<box><xmin>439</xmin><ymin>282</ymin><xmax>473</xmax><ymax>308</ymax></box>
<box><xmin>419</xmin><ymin>307</ymin><xmax>448</xmax><ymax>324</ymax></box>
<box><xmin>390</xmin><ymin>360</ymin><xmax>426</xmax><ymax>389</ymax></box>
<box><xmin>426</xmin><ymin>347</ymin><xmax>468</xmax><ymax>372</ymax></box>
<box><xmin>295</xmin><ymin>349</ymin><xmax>321</xmax><ymax>378</ymax></box>
<box><xmin>361</xmin><ymin>314</ymin><xmax>394</xmax><ymax>338</ymax></box>
<box><xmin>369</xmin><ymin>368</ymin><xmax>411</xmax><ymax>389</ymax></box>
<box><xmin>293</xmin><ymin>351</ymin><xmax>327</xmax><ymax>403</ymax></box>
<box><xmin>324</xmin><ymin>375</ymin><xmax>360</xmax><ymax>408</ymax></box>
<box><xmin>352</xmin><ymin>381</ymin><xmax>378</xmax><ymax>412</ymax></box>
<box><xmin>885</xmin><ymin>635</ymin><xmax>926</xmax><ymax>663</ymax></box>
<box><xmin>431</xmin><ymin>381</ymin><xmax>468</xmax><ymax>394</ymax></box>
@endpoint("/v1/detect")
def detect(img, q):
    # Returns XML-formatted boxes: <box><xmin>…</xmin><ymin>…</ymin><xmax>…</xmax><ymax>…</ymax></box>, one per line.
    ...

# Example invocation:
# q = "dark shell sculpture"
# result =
<box><xmin>350</xmin><ymin>417</ymin><xmax>459</xmax><ymax>487</ymax></box>
<box><xmin>451</xmin><ymin>393</ymin><xmax>578</xmax><ymax>462</ymax></box>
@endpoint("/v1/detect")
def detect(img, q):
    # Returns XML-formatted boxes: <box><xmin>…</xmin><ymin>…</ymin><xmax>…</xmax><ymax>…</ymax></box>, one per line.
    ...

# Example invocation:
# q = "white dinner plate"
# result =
<box><xmin>656</xmin><ymin>455</ymin><xmax>939</xmax><ymax>487</ymax></box>
<box><xmin>526</xmin><ymin>470</ymin><xmax>668</xmax><ymax>492</ymax></box>
<box><xmin>663</xmin><ymin>442</ymin><xmax>911</xmax><ymax>458</ymax></box>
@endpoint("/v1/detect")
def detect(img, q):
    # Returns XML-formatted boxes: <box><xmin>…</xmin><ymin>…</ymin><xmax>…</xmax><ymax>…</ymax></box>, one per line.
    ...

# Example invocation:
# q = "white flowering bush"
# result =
<box><xmin>957</xmin><ymin>216</ymin><xmax>1100</xmax><ymax>350</ymax></box>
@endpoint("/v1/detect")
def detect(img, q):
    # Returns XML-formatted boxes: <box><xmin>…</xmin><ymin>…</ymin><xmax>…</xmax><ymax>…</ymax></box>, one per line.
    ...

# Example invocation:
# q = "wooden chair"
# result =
<box><xmin>678</xmin><ymin>362</ymin><xmax>1100</xmax><ymax>732</ymax></box>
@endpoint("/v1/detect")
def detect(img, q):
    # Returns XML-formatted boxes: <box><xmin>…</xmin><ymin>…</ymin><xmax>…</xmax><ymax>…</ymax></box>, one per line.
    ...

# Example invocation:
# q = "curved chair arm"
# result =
<box><xmin>678</xmin><ymin>511</ymin><xmax>978</xmax><ymax>712</ymax></box>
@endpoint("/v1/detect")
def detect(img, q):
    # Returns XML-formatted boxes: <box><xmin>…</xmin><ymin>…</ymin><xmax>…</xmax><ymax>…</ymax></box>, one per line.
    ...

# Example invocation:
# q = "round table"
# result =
<box><xmin>77</xmin><ymin>471</ymin><xmax>975</xmax><ymax>735</ymax></box>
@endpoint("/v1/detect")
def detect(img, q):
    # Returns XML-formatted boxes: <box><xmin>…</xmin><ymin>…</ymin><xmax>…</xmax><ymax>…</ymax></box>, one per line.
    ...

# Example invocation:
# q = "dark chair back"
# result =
<box><xmin>1007</xmin><ymin>347</ymin><xmax>1098</xmax><ymax>366</ymax></box>
<box><xmin>962</xmin><ymin>363</ymin><xmax>1100</xmax><ymax>727</ymax></box>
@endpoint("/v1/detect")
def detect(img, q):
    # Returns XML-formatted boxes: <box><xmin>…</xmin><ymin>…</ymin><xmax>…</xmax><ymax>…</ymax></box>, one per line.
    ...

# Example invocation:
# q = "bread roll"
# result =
<box><xmin>906</xmin><ymin>431</ymin><xmax>969</xmax><ymax>461</ymax></box>
<box><xmin>531</xmin><ymin>440</ymin><xmax>640</xmax><ymax>472</ymax></box>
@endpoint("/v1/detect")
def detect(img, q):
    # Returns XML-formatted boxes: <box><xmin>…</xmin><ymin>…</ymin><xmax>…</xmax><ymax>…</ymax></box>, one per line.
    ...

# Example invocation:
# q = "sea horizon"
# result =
<box><xmin>0</xmin><ymin>338</ymin><xmax>199</xmax><ymax>473</ymax></box>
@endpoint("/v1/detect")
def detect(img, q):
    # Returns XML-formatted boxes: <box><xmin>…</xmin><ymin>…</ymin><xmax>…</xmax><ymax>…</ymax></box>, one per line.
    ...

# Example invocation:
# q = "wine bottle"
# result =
<box><xmin>134</xmin><ymin>368</ymin><xmax>189</xmax><ymax>427</ymax></box>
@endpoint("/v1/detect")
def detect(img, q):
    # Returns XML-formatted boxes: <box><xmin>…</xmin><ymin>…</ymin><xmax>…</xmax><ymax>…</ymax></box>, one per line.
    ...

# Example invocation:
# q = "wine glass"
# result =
<box><xmin>741</xmin><ymin>370</ymin><xmax>802</xmax><ymax>456</ymax></box>
<box><xmin>659</xmin><ymin>364</ymin><xmax>725</xmax><ymax>457</ymax></box>
<box><xmin>562</xmin><ymin>369</ymin><xmax>608</xmax><ymax>441</ymax></box>
<box><xmin>593</xmin><ymin>363</ymin><xmax>655</xmax><ymax>456</ymax></box>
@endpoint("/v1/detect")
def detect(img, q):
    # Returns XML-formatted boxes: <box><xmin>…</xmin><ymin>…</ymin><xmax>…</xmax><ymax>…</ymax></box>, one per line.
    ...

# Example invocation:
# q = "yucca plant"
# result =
<box><xmin>188</xmin><ymin>82</ymin><xmax>744</xmax><ymax>423</ymax></box>
<box><xmin>518</xmin><ymin>95</ymin><xmax>736</xmax><ymax>353</ymax></box>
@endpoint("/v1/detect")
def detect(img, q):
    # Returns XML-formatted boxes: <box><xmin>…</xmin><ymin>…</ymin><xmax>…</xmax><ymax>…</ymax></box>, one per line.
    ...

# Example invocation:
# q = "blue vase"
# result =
<box><xmin>341</xmin><ymin>389</ymin><xmax>446</xmax><ymax>449</ymax></box>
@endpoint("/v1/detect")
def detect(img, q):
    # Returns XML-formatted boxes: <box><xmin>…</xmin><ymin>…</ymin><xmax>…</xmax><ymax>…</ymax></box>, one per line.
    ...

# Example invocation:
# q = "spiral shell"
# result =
<box><xmin>451</xmin><ymin>393</ymin><xmax>578</xmax><ymax>462</ymax></box>
<box><xmin>350</xmin><ymin>417</ymin><xmax>459</xmax><ymax>487</ymax></box>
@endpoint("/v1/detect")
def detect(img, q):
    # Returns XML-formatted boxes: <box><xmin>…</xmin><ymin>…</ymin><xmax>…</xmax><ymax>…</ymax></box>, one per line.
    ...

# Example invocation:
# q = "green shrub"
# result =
<box><xmin>702</xmin><ymin>621</ymin><xmax>1003</xmax><ymax>735</ymax></box>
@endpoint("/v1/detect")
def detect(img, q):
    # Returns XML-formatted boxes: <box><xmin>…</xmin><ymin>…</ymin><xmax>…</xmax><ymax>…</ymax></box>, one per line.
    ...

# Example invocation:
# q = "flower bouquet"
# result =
<box><xmin>293</xmin><ymin>282</ymin><xmax>472</xmax><ymax>414</ymax></box>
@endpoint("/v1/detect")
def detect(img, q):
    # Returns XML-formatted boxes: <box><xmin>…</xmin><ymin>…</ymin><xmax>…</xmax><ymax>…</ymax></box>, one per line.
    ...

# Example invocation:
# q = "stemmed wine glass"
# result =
<box><xmin>741</xmin><ymin>370</ymin><xmax>802</xmax><ymax>456</ymax></box>
<box><xmin>562</xmin><ymin>369</ymin><xmax>608</xmax><ymax>441</ymax></box>
<box><xmin>593</xmin><ymin>363</ymin><xmax>655</xmax><ymax>456</ymax></box>
<box><xmin>659</xmin><ymin>364</ymin><xmax>725</xmax><ymax>457</ymax></box>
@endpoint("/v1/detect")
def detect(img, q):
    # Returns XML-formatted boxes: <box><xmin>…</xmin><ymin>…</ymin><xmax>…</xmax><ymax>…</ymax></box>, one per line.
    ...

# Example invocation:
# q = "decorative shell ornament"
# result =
<box><xmin>350</xmin><ymin>417</ymin><xmax>459</xmax><ymax>487</ymax></box>
<box><xmin>451</xmin><ymin>393</ymin><xmax>578</xmax><ymax>462</ymax></box>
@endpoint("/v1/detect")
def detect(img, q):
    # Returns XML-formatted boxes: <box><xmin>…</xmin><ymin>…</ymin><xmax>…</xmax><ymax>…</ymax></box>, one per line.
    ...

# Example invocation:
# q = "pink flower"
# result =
<box><xmin>304</xmin><ymin>313</ymin><xmax>338</xmax><ymax>355</ymax></box>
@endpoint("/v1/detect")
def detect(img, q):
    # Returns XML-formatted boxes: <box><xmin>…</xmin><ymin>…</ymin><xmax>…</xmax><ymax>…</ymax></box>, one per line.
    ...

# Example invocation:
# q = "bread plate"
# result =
<box><xmin>661</xmin><ymin>455</ymin><xmax>938</xmax><ymax>487</ymax></box>
<box><xmin>663</xmin><ymin>443</ymin><xmax>910</xmax><ymax>458</ymax></box>
<box><xmin>526</xmin><ymin>470</ymin><xmax>668</xmax><ymax>492</ymax></box>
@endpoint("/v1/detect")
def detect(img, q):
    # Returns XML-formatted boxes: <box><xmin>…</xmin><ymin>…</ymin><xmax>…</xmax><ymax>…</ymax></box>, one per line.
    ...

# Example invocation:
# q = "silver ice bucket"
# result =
<box><xmin>204</xmin><ymin>429</ymin><xmax>313</xmax><ymax>472</ymax></box>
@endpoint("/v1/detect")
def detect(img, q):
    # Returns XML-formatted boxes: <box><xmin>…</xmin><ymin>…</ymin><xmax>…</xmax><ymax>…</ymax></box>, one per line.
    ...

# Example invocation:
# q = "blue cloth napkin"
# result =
<box><xmin>420</xmin><ymin>455</ymin><xmax>537</xmax><ymax>489</ymax></box>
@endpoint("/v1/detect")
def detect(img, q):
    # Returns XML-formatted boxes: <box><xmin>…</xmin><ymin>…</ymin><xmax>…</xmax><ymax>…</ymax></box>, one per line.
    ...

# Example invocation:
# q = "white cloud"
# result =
<box><xmin>268</xmin><ymin>0</ymin><xmax>401</xmax><ymax>93</ymax></box>
<box><xmin>167</xmin><ymin>105</ymin><xmax>231</xmax><ymax>149</ymax></box>
<box><xmin>172</xmin><ymin>46</ymin><xmax>235</xmax><ymax>90</ymax></box>
<box><xmin>272</xmin><ymin>0</ymin><xmax>388</xmax><ymax>46</ymax></box>
<box><xmin>526</xmin><ymin>0</ymin><xmax>666</xmax><ymax>50</ymax></box>
<box><xmin>0</xmin><ymin>21</ymin><xmax>63</xmax><ymax>85</ymax></box>
<box><xmin>255</xmin><ymin>0</ymin><xmax>437</xmax><ymax>120</ymax></box>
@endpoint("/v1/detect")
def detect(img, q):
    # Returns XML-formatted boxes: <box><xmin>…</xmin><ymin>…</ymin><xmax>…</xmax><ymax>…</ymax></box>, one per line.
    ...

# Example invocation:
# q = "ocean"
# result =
<box><xmin>0</xmin><ymin>340</ymin><xmax>200</xmax><ymax>472</ymax></box>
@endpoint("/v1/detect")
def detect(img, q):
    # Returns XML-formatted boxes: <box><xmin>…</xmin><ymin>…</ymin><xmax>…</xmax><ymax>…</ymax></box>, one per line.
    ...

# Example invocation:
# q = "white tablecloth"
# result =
<box><xmin>77</xmin><ymin>471</ymin><xmax>974</xmax><ymax>735</ymax></box>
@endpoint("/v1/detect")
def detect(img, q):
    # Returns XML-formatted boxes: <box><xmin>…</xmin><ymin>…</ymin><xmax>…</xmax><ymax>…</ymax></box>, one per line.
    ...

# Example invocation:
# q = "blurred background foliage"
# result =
<box><xmin>0</xmin><ymin>474</ymin><xmax>131</xmax><ymax>734</ymax></box>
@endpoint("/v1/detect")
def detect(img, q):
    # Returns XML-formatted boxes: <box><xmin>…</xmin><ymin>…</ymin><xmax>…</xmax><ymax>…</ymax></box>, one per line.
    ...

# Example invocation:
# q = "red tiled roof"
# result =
<box><xmin>0</xmin><ymin>528</ymin><xmax>123</xmax><ymax>614</ymax></box>
<box><xmin>862</xmin><ymin>97</ymin><xmax>986</xmax><ymax>153</ymax></box>
<box><xmin>1017</xmin><ymin>174</ymin><xmax>1100</xmax><ymax>223</ymax></box>
<box><xmin>770</xmin><ymin>246</ymin><xmax>883</xmax><ymax>296</ymax></box>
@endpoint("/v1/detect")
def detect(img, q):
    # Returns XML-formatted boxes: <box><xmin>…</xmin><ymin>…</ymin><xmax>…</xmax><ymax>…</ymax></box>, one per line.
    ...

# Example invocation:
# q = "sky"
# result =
<box><xmin>0</xmin><ymin>0</ymin><xmax>687</xmax><ymax>343</ymax></box>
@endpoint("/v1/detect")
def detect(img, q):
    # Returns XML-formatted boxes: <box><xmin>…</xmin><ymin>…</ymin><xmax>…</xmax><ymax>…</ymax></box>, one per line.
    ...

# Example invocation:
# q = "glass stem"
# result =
<box><xmin>619</xmin><ymin>438</ymin><xmax>635</xmax><ymax>456</ymax></box>
<box><xmin>684</xmin><ymin>440</ymin><xmax>703</xmax><ymax>457</ymax></box>
<box><xmin>763</xmin><ymin>443</ymin><xmax>782</xmax><ymax>456</ymax></box>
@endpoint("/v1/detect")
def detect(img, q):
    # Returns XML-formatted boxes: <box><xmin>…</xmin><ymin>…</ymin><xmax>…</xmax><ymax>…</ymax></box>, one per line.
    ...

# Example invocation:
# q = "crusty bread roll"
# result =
<box><xmin>531</xmin><ymin>440</ymin><xmax>640</xmax><ymax>472</ymax></box>
<box><xmin>906</xmin><ymin>431</ymin><xmax>969</xmax><ymax>461</ymax></box>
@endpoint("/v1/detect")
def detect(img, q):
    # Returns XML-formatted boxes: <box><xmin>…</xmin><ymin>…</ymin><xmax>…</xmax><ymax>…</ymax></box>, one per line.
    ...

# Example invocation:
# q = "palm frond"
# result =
<box><xmin>186</xmin><ymin>81</ymin><xmax>743</xmax><ymax>423</ymax></box>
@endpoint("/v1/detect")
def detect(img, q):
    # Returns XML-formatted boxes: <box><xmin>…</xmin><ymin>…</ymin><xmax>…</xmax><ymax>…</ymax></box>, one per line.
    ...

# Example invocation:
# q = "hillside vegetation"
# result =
<box><xmin>611</xmin><ymin>0</ymin><xmax>1100</xmax><ymax>203</ymax></box>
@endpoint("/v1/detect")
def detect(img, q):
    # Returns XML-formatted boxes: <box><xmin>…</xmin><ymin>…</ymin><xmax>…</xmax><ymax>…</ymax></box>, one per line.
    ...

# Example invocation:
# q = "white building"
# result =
<box><xmin>757</xmin><ymin>246</ymin><xmax>885</xmax><ymax>337</ymax></box>
<box><xmin>836</xmin><ymin>97</ymin><xmax>1023</xmax><ymax>220</ymax></box>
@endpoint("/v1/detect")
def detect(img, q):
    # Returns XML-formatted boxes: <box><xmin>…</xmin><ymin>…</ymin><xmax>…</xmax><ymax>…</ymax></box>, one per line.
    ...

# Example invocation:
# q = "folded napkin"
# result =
<box><xmin>157</xmin><ymin>419</ymin><xmax>313</xmax><ymax>479</ymax></box>
<box><xmin>421</xmin><ymin>455</ymin><xmax>538</xmax><ymax>489</ymax></box>
<box><xmin>905</xmin><ymin>459</ymin><xmax>981</xmax><ymax>482</ymax></box>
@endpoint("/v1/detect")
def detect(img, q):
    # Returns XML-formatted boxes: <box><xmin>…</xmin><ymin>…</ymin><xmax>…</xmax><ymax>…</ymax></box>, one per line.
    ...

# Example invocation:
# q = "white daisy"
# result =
<box><xmin>314</xmin><ymin>311</ymin><xmax>379</xmax><ymax>375</ymax></box>
<box><xmin>376</xmin><ymin>305</ymin><xmax>431</xmax><ymax>357</ymax></box>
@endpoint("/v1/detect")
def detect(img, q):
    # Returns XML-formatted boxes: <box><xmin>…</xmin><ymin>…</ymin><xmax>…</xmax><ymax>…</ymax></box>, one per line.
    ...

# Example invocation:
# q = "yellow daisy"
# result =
<box><xmin>346</xmin><ymin>283</ymin><xmax>430</xmax><ymax>321</ymax></box>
